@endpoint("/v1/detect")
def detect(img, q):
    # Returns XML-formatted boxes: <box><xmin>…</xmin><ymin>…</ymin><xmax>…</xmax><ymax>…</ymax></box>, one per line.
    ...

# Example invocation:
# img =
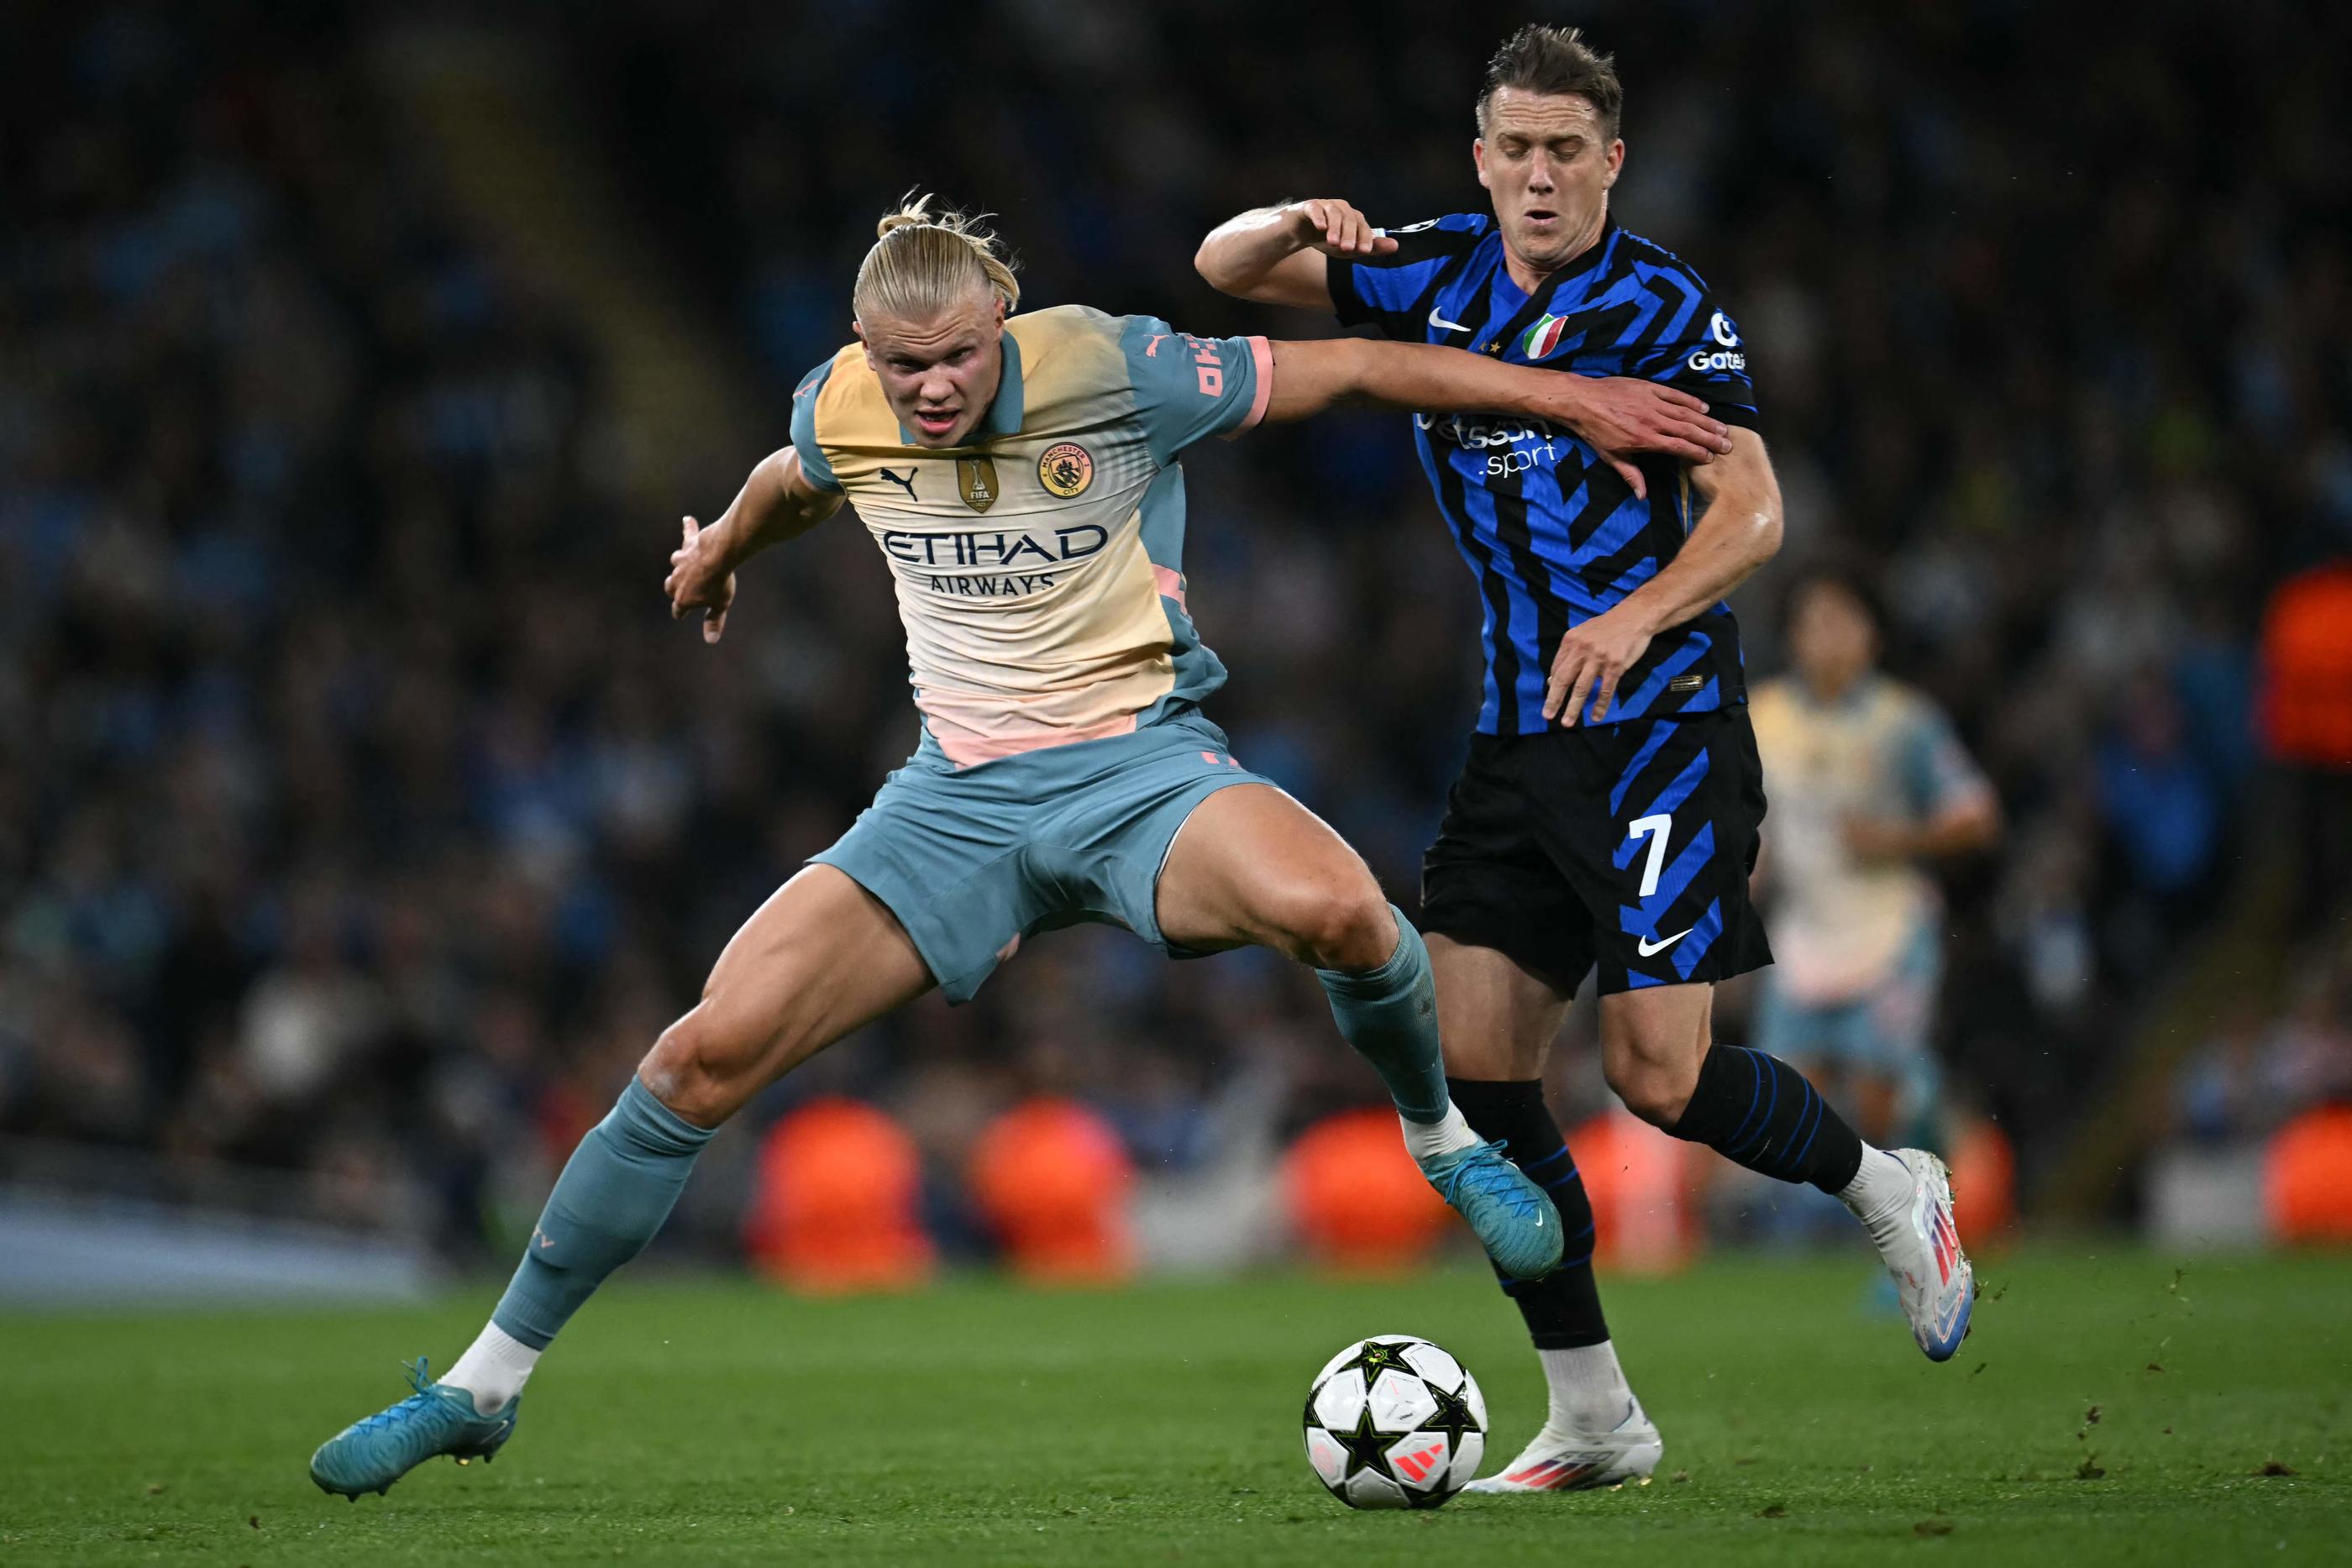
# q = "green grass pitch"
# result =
<box><xmin>4</xmin><ymin>1248</ymin><xmax>2346</xmax><ymax>1565</ymax></box>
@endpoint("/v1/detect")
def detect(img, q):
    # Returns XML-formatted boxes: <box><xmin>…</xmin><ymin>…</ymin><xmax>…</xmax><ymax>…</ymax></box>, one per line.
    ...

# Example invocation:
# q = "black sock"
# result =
<box><xmin>1446</xmin><ymin>1077</ymin><xmax>1609</xmax><ymax>1350</ymax></box>
<box><xmin>1666</xmin><ymin>1045</ymin><xmax>1865</xmax><ymax>1193</ymax></box>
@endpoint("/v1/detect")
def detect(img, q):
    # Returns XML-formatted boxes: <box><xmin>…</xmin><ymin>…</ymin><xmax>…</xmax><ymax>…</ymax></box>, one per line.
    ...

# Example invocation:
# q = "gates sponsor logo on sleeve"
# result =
<box><xmin>1686</xmin><ymin>310</ymin><xmax>1746</xmax><ymax>373</ymax></box>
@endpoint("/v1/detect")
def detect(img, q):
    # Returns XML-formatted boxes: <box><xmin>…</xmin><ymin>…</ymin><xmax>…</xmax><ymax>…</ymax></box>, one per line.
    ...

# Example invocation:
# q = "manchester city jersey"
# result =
<box><xmin>1749</xmin><ymin>674</ymin><xmax>1993</xmax><ymax>1000</ymax></box>
<box><xmin>1331</xmin><ymin>216</ymin><xmax>1759</xmax><ymax>733</ymax></box>
<box><xmin>790</xmin><ymin>306</ymin><xmax>1269</xmax><ymax>768</ymax></box>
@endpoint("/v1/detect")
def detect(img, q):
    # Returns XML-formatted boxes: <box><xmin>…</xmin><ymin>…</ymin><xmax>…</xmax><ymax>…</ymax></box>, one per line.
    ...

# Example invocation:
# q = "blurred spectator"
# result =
<box><xmin>2097</xmin><ymin>670</ymin><xmax>2227</xmax><ymax>962</ymax></box>
<box><xmin>2174</xmin><ymin>959</ymin><xmax>2352</xmax><ymax>1147</ymax></box>
<box><xmin>2176</xmin><ymin>1004</ymin><xmax>2304</xmax><ymax>1149</ymax></box>
<box><xmin>237</xmin><ymin>887</ymin><xmax>385</xmax><ymax>1107</ymax></box>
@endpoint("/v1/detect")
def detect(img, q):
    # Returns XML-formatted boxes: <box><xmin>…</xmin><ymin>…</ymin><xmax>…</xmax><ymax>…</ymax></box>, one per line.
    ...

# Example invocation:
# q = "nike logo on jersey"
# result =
<box><xmin>1427</xmin><ymin>307</ymin><xmax>1475</xmax><ymax>333</ymax></box>
<box><xmin>876</xmin><ymin>467</ymin><xmax>917</xmax><ymax>501</ymax></box>
<box><xmin>1635</xmin><ymin>928</ymin><xmax>1693</xmax><ymax>957</ymax></box>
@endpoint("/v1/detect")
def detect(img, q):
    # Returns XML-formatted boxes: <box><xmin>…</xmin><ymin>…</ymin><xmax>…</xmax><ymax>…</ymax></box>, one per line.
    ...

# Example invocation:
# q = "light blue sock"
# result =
<box><xmin>490</xmin><ymin>1077</ymin><xmax>715</xmax><ymax>1350</ymax></box>
<box><xmin>1316</xmin><ymin>906</ymin><xmax>1449</xmax><ymax>1125</ymax></box>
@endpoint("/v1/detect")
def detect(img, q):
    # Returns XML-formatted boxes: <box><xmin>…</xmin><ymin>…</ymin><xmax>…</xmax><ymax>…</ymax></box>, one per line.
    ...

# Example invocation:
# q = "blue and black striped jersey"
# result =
<box><xmin>1330</xmin><ymin>215</ymin><xmax>1758</xmax><ymax>734</ymax></box>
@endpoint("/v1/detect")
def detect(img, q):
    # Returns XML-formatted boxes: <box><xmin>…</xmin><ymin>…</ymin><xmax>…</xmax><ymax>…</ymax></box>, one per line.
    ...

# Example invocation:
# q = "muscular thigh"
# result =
<box><xmin>1427</xmin><ymin>935</ymin><xmax>1573</xmax><ymax>1080</ymax></box>
<box><xmin>648</xmin><ymin>863</ymin><xmax>934</xmax><ymax>1123</ymax></box>
<box><xmin>1153</xmin><ymin>784</ymin><xmax>1390</xmax><ymax>968</ymax></box>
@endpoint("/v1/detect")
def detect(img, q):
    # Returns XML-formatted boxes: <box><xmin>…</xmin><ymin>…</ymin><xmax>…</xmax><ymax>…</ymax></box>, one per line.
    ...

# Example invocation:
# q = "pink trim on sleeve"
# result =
<box><xmin>1151</xmin><ymin>564</ymin><xmax>1189</xmax><ymax>611</ymax></box>
<box><xmin>1238</xmin><ymin>336</ymin><xmax>1274</xmax><ymax>431</ymax></box>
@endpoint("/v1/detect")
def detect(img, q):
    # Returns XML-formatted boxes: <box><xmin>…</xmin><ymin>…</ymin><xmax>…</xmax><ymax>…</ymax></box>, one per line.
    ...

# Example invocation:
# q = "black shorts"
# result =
<box><xmin>1421</xmin><ymin>707</ymin><xmax>1772</xmax><ymax>997</ymax></box>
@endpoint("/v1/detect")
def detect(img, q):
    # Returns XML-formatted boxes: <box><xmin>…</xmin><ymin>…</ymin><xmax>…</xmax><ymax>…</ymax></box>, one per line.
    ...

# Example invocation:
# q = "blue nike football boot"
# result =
<box><xmin>1420</xmin><ymin>1139</ymin><xmax>1564</xmax><ymax>1280</ymax></box>
<box><xmin>308</xmin><ymin>1358</ymin><xmax>519</xmax><ymax>1499</ymax></box>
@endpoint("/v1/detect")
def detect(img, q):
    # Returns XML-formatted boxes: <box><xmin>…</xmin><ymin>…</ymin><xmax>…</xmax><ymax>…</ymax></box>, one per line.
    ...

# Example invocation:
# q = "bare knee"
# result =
<box><xmin>1278</xmin><ymin>882</ymin><xmax>1396</xmax><ymax>973</ymax></box>
<box><xmin>640</xmin><ymin>1004</ymin><xmax>785</xmax><ymax>1128</ymax></box>
<box><xmin>1599</xmin><ymin>989</ymin><xmax>1714</xmax><ymax>1128</ymax></box>
<box><xmin>1605</xmin><ymin>1047</ymin><xmax>1701</xmax><ymax>1129</ymax></box>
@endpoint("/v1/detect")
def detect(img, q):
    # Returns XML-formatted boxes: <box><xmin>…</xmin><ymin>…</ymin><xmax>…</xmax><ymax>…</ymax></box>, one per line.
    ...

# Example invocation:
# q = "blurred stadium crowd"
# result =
<box><xmin>3</xmin><ymin>1</ymin><xmax>2348</xmax><ymax>1266</ymax></box>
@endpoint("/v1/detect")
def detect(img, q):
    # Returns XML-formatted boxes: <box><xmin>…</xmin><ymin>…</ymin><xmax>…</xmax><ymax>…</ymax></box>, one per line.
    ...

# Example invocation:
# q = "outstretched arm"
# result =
<box><xmin>1845</xmin><ymin>792</ymin><xmax>2003</xmax><ymax>864</ymax></box>
<box><xmin>1541</xmin><ymin>427</ymin><xmax>1784</xmax><ymax>726</ymax></box>
<box><xmin>663</xmin><ymin>447</ymin><xmax>843</xmax><ymax>643</ymax></box>
<box><xmin>1257</xmin><ymin>337</ymin><xmax>1732</xmax><ymax>491</ymax></box>
<box><xmin>1194</xmin><ymin>199</ymin><xmax>1391</xmax><ymax>310</ymax></box>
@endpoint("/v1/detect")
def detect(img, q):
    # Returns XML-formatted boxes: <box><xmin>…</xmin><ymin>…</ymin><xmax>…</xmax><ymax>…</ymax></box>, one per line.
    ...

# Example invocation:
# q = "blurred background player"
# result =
<box><xmin>303</xmin><ymin>197</ymin><xmax>1724</xmax><ymax>1498</ymax></box>
<box><xmin>1750</xmin><ymin>569</ymin><xmax>2002</xmax><ymax>1155</ymax></box>
<box><xmin>1197</xmin><ymin>24</ymin><xmax>1976</xmax><ymax>1492</ymax></box>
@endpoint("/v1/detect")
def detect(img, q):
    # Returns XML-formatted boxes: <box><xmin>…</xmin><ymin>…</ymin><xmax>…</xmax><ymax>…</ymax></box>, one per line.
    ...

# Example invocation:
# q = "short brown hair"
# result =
<box><xmin>1476</xmin><ymin>24</ymin><xmax>1622</xmax><ymax>138</ymax></box>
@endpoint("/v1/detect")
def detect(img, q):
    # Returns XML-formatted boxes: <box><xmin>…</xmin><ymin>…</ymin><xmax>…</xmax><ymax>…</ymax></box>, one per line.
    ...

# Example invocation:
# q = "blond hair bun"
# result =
<box><xmin>855</xmin><ymin>191</ymin><xmax>1021</xmax><ymax>321</ymax></box>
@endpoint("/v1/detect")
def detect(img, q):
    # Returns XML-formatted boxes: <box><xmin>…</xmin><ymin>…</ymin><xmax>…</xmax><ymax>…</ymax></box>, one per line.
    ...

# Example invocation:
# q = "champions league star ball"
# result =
<box><xmin>1301</xmin><ymin>1335</ymin><xmax>1487</xmax><ymax>1509</ymax></box>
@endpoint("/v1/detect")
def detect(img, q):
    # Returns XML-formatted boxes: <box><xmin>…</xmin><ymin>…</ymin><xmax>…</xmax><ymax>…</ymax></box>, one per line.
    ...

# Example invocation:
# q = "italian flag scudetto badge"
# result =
<box><xmin>1523</xmin><ymin>313</ymin><xmax>1570</xmax><ymax>359</ymax></box>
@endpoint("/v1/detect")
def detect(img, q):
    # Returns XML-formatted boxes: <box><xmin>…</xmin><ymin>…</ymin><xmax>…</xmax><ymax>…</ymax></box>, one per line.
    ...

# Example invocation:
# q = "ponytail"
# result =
<box><xmin>853</xmin><ymin>191</ymin><xmax>1021</xmax><ymax>322</ymax></box>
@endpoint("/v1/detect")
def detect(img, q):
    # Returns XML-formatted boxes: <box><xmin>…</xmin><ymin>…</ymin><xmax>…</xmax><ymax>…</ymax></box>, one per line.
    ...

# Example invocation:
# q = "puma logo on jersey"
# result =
<box><xmin>876</xmin><ymin>467</ymin><xmax>917</xmax><ymax>501</ymax></box>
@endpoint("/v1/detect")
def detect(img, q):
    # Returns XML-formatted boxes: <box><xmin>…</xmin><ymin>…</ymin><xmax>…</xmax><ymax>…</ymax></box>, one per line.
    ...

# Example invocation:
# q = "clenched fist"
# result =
<box><xmin>1288</xmin><ymin>199</ymin><xmax>1399</xmax><ymax>260</ymax></box>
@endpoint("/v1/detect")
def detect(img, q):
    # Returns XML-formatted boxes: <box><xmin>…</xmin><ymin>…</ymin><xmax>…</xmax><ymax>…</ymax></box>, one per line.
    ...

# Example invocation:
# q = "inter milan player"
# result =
<box><xmin>1198</xmin><ymin>24</ymin><xmax>1973</xmax><ymax>1492</ymax></box>
<box><xmin>304</xmin><ymin>196</ymin><xmax>1725</xmax><ymax>1497</ymax></box>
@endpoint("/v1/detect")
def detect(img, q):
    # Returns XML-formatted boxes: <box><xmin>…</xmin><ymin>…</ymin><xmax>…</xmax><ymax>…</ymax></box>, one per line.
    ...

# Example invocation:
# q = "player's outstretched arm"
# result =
<box><xmin>1541</xmin><ymin>427</ymin><xmax>1783</xmax><ymax>726</ymax></box>
<box><xmin>663</xmin><ymin>447</ymin><xmax>843</xmax><ymax>644</ymax></box>
<box><xmin>1194</xmin><ymin>201</ymin><xmax>1394</xmax><ymax>311</ymax></box>
<box><xmin>1256</xmin><ymin>338</ymin><xmax>1730</xmax><ymax>486</ymax></box>
<box><xmin>1845</xmin><ymin>793</ymin><xmax>2003</xmax><ymax>865</ymax></box>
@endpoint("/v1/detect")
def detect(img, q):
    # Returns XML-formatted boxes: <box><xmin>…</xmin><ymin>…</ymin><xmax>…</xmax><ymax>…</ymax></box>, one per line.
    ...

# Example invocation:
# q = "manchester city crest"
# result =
<box><xmin>1037</xmin><ymin>442</ymin><xmax>1094</xmax><ymax>499</ymax></box>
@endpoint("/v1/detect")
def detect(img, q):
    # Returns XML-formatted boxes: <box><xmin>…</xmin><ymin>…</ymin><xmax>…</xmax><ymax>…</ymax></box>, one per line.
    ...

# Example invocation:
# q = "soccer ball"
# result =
<box><xmin>1301</xmin><ymin>1335</ymin><xmax>1487</xmax><ymax>1509</ymax></box>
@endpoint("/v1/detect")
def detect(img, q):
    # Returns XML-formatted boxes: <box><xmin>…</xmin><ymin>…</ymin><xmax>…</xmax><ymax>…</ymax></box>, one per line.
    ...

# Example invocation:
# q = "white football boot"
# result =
<box><xmin>1463</xmin><ymin>1397</ymin><xmax>1662</xmax><ymax>1493</ymax></box>
<box><xmin>1872</xmin><ymin>1148</ymin><xmax>1975</xmax><ymax>1361</ymax></box>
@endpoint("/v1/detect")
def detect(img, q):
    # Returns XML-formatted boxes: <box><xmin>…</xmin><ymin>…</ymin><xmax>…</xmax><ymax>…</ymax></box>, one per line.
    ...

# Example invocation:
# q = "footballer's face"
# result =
<box><xmin>857</xmin><ymin>290</ymin><xmax>1005</xmax><ymax>448</ymax></box>
<box><xmin>1474</xmin><ymin>87</ymin><xmax>1622</xmax><ymax>278</ymax></box>
<box><xmin>1789</xmin><ymin>581</ymin><xmax>1879</xmax><ymax>695</ymax></box>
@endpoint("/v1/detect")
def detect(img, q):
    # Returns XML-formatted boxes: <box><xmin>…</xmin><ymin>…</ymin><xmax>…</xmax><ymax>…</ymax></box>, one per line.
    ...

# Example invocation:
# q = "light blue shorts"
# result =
<box><xmin>811</xmin><ymin>710</ymin><xmax>1274</xmax><ymax>1002</ymax></box>
<box><xmin>1751</xmin><ymin>920</ymin><xmax>1943</xmax><ymax>1101</ymax></box>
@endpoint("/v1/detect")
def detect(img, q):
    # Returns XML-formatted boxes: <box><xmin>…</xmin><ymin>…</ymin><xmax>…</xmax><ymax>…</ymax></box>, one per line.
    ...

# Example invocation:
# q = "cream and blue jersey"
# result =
<box><xmin>790</xmin><ymin>305</ymin><xmax>1269</xmax><ymax>768</ymax></box>
<box><xmin>1330</xmin><ymin>216</ymin><xmax>1759</xmax><ymax>733</ymax></box>
<box><xmin>1749</xmin><ymin>674</ymin><xmax>1993</xmax><ymax>1003</ymax></box>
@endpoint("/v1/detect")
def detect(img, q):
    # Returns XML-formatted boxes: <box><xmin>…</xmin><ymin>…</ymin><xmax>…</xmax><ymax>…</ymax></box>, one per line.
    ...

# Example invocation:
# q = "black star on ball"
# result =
<box><xmin>1343</xmin><ymin>1340</ymin><xmax>1414</xmax><ymax>1382</ymax></box>
<box><xmin>1328</xmin><ymin>1403</ymin><xmax>1397</xmax><ymax>1481</ymax></box>
<box><xmin>1420</xmin><ymin>1381</ymin><xmax>1478</xmax><ymax>1445</ymax></box>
